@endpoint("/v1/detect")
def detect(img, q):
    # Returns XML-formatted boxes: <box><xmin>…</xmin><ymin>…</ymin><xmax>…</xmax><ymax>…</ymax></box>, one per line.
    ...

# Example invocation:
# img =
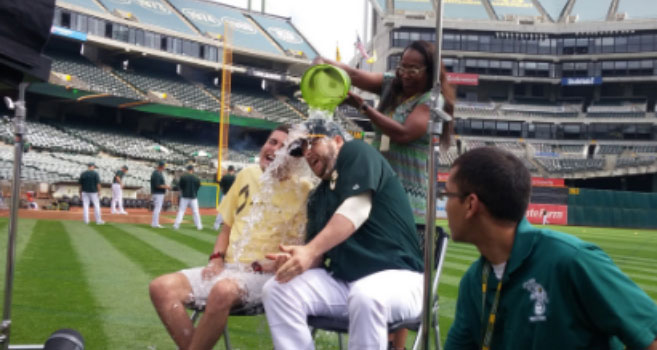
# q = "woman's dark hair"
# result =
<box><xmin>377</xmin><ymin>40</ymin><xmax>455</xmax><ymax>130</ymax></box>
<box><xmin>451</xmin><ymin>147</ymin><xmax>531</xmax><ymax>223</ymax></box>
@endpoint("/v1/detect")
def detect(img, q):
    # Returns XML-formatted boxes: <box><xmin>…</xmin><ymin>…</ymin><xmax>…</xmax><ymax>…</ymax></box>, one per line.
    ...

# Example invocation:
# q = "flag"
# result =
<box><xmin>336</xmin><ymin>42</ymin><xmax>341</xmax><ymax>62</ymax></box>
<box><xmin>366</xmin><ymin>50</ymin><xmax>377</xmax><ymax>64</ymax></box>
<box><xmin>355</xmin><ymin>34</ymin><xmax>370</xmax><ymax>59</ymax></box>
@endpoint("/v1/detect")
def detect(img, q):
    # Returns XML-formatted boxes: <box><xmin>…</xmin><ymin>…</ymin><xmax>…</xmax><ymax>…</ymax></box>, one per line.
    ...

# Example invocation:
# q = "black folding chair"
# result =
<box><xmin>307</xmin><ymin>225</ymin><xmax>450</xmax><ymax>350</ymax></box>
<box><xmin>187</xmin><ymin>303</ymin><xmax>265</xmax><ymax>350</ymax></box>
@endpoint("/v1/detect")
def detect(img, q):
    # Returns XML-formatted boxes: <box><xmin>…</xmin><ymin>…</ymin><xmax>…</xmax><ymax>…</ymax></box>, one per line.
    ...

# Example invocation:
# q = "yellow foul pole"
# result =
<box><xmin>217</xmin><ymin>23</ymin><xmax>233</xmax><ymax>181</ymax></box>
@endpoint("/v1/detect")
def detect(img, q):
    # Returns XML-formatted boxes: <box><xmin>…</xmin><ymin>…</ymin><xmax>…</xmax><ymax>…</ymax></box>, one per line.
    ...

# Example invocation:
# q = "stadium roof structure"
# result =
<box><xmin>55</xmin><ymin>0</ymin><xmax>319</xmax><ymax>61</ymax></box>
<box><xmin>369</xmin><ymin>0</ymin><xmax>657</xmax><ymax>22</ymax></box>
<box><xmin>95</xmin><ymin>0</ymin><xmax>197</xmax><ymax>35</ymax></box>
<box><xmin>617</xmin><ymin>0</ymin><xmax>657</xmax><ymax>20</ymax></box>
<box><xmin>167</xmin><ymin>0</ymin><xmax>282</xmax><ymax>56</ymax></box>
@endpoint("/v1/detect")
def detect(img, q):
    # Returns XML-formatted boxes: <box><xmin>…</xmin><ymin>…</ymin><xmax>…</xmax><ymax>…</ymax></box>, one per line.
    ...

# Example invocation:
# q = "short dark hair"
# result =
<box><xmin>227</xmin><ymin>165</ymin><xmax>235</xmax><ymax>171</ymax></box>
<box><xmin>451</xmin><ymin>147</ymin><xmax>531</xmax><ymax>222</ymax></box>
<box><xmin>274</xmin><ymin>124</ymin><xmax>290</xmax><ymax>134</ymax></box>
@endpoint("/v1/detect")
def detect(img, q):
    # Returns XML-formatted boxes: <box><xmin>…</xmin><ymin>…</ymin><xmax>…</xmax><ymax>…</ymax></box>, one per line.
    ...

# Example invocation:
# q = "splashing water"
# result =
<box><xmin>195</xmin><ymin>123</ymin><xmax>317</xmax><ymax>306</ymax></box>
<box><xmin>231</xmin><ymin>123</ymin><xmax>317</xmax><ymax>264</ymax></box>
<box><xmin>308</xmin><ymin>107</ymin><xmax>335</xmax><ymax>121</ymax></box>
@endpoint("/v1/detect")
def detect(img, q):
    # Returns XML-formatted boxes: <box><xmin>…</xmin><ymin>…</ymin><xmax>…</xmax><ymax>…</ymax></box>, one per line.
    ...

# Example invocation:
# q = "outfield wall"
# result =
<box><xmin>568</xmin><ymin>188</ymin><xmax>657</xmax><ymax>229</ymax></box>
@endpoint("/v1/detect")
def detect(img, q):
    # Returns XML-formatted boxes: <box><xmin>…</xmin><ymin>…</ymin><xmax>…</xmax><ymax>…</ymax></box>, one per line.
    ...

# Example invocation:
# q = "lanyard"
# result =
<box><xmin>480</xmin><ymin>262</ymin><xmax>505</xmax><ymax>350</ymax></box>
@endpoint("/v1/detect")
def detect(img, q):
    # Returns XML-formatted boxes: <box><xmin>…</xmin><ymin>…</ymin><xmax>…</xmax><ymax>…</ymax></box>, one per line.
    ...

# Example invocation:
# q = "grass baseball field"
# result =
<box><xmin>0</xmin><ymin>216</ymin><xmax>655</xmax><ymax>349</ymax></box>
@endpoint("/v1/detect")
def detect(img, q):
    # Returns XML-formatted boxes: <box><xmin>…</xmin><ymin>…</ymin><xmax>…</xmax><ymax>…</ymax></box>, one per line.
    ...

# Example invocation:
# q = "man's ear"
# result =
<box><xmin>464</xmin><ymin>193</ymin><xmax>479</xmax><ymax>220</ymax></box>
<box><xmin>333</xmin><ymin>135</ymin><xmax>345</xmax><ymax>147</ymax></box>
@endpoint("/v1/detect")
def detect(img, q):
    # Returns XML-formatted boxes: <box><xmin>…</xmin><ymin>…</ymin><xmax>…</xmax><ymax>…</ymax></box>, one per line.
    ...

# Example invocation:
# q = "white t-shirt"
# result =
<box><xmin>492</xmin><ymin>262</ymin><xmax>507</xmax><ymax>280</ymax></box>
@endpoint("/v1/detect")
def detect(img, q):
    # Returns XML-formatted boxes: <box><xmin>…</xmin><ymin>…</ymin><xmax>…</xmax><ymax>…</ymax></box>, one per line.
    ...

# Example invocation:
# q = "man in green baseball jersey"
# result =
<box><xmin>79</xmin><ymin>162</ymin><xmax>104</xmax><ymax>225</ymax></box>
<box><xmin>111</xmin><ymin>165</ymin><xmax>128</xmax><ymax>214</ymax></box>
<box><xmin>219</xmin><ymin>165</ymin><xmax>236</xmax><ymax>197</ymax></box>
<box><xmin>444</xmin><ymin>147</ymin><xmax>657</xmax><ymax>350</ymax></box>
<box><xmin>173</xmin><ymin>164</ymin><xmax>202</xmax><ymax>230</ymax></box>
<box><xmin>151</xmin><ymin>161</ymin><xmax>170</xmax><ymax>228</ymax></box>
<box><xmin>262</xmin><ymin>119</ymin><xmax>424</xmax><ymax>350</ymax></box>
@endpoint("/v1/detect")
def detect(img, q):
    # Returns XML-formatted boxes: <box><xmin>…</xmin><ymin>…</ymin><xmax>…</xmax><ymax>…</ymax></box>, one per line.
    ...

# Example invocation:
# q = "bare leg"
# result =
<box><xmin>188</xmin><ymin>279</ymin><xmax>242</xmax><ymax>350</ymax></box>
<box><xmin>149</xmin><ymin>272</ymin><xmax>196</xmax><ymax>350</ymax></box>
<box><xmin>391</xmin><ymin>329</ymin><xmax>408</xmax><ymax>349</ymax></box>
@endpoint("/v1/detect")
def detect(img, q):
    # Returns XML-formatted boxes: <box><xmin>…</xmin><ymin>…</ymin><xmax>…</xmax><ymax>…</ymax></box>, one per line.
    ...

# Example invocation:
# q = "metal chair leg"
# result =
<box><xmin>191</xmin><ymin>309</ymin><xmax>201</xmax><ymax>324</ymax></box>
<box><xmin>412</xmin><ymin>323</ymin><xmax>423</xmax><ymax>350</ymax></box>
<box><xmin>223</xmin><ymin>326</ymin><xmax>232</xmax><ymax>350</ymax></box>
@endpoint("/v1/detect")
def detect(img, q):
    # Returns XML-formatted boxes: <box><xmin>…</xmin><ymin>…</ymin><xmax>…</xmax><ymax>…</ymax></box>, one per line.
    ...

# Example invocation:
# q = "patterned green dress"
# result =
<box><xmin>371</xmin><ymin>73</ymin><xmax>432</xmax><ymax>222</ymax></box>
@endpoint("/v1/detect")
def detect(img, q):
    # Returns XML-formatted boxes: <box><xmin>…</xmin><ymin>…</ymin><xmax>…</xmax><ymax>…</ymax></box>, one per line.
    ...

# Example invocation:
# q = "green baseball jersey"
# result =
<box><xmin>113</xmin><ymin>170</ymin><xmax>125</xmax><ymax>184</ymax></box>
<box><xmin>150</xmin><ymin>170</ymin><xmax>166</xmax><ymax>194</ymax></box>
<box><xmin>79</xmin><ymin>170</ymin><xmax>100</xmax><ymax>193</ymax></box>
<box><xmin>219</xmin><ymin>173</ymin><xmax>236</xmax><ymax>194</ymax></box>
<box><xmin>306</xmin><ymin>140</ymin><xmax>423</xmax><ymax>282</ymax></box>
<box><xmin>179</xmin><ymin>173</ymin><xmax>201</xmax><ymax>199</ymax></box>
<box><xmin>445</xmin><ymin>218</ymin><xmax>657</xmax><ymax>350</ymax></box>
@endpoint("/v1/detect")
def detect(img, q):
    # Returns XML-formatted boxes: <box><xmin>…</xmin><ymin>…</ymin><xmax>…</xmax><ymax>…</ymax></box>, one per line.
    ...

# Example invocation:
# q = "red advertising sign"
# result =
<box><xmin>437</xmin><ymin>172</ymin><xmax>449</xmax><ymax>182</ymax></box>
<box><xmin>446</xmin><ymin>72</ymin><xmax>479</xmax><ymax>86</ymax></box>
<box><xmin>526</xmin><ymin>204</ymin><xmax>568</xmax><ymax>225</ymax></box>
<box><xmin>531</xmin><ymin>177</ymin><xmax>565</xmax><ymax>187</ymax></box>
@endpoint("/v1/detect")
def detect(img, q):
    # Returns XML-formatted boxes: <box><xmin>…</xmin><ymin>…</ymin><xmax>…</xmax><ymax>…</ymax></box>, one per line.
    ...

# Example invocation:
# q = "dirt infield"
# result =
<box><xmin>0</xmin><ymin>207</ymin><xmax>217</xmax><ymax>225</ymax></box>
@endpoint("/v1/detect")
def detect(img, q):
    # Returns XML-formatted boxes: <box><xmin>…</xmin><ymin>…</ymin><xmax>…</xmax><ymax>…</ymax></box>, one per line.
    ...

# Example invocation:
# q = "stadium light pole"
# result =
<box><xmin>420</xmin><ymin>0</ymin><xmax>449</xmax><ymax>349</ymax></box>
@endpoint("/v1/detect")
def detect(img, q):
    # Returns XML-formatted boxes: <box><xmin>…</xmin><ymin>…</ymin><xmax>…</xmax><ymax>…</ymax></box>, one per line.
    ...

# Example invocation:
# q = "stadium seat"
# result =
<box><xmin>307</xmin><ymin>225</ymin><xmax>450</xmax><ymax>350</ymax></box>
<box><xmin>48</xmin><ymin>50</ymin><xmax>143</xmax><ymax>100</ymax></box>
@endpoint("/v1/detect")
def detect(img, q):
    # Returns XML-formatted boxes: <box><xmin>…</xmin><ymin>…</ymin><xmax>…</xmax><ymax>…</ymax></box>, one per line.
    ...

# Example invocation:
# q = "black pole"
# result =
<box><xmin>0</xmin><ymin>82</ymin><xmax>29</xmax><ymax>350</ymax></box>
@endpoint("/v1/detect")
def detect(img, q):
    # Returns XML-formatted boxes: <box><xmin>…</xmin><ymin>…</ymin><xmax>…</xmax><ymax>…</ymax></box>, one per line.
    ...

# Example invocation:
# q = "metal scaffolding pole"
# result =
<box><xmin>420</xmin><ymin>0</ymin><xmax>448</xmax><ymax>348</ymax></box>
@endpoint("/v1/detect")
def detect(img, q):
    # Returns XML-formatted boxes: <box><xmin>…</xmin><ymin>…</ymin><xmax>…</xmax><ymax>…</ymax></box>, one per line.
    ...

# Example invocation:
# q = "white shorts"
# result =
<box><xmin>180</xmin><ymin>263</ymin><xmax>273</xmax><ymax>308</ymax></box>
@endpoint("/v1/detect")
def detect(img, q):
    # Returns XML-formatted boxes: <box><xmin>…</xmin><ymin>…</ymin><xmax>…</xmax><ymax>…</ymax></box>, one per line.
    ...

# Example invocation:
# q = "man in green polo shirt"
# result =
<box><xmin>443</xmin><ymin>147</ymin><xmax>657</xmax><ymax>350</ymax></box>
<box><xmin>173</xmin><ymin>164</ymin><xmax>202</xmax><ymax>230</ymax></box>
<box><xmin>151</xmin><ymin>161</ymin><xmax>170</xmax><ymax>228</ymax></box>
<box><xmin>79</xmin><ymin>162</ymin><xmax>104</xmax><ymax>225</ymax></box>
<box><xmin>261</xmin><ymin>119</ymin><xmax>424</xmax><ymax>350</ymax></box>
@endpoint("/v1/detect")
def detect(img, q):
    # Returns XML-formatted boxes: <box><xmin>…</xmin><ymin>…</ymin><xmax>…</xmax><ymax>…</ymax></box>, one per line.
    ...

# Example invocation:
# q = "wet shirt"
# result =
<box><xmin>445</xmin><ymin>218</ymin><xmax>657</xmax><ymax>350</ymax></box>
<box><xmin>79</xmin><ymin>170</ymin><xmax>100</xmax><ymax>193</ymax></box>
<box><xmin>179</xmin><ymin>173</ymin><xmax>201</xmax><ymax>199</ymax></box>
<box><xmin>306</xmin><ymin>140</ymin><xmax>423</xmax><ymax>282</ymax></box>
<box><xmin>113</xmin><ymin>170</ymin><xmax>125</xmax><ymax>184</ymax></box>
<box><xmin>218</xmin><ymin>165</ymin><xmax>313</xmax><ymax>264</ymax></box>
<box><xmin>150</xmin><ymin>170</ymin><xmax>166</xmax><ymax>194</ymax></box>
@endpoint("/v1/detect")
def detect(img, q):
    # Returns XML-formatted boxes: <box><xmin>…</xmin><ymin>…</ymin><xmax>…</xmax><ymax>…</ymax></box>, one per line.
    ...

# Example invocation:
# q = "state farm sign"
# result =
<box><xmin>526</xmin><ymin>204</ymin><xmax>568</xmax><ymax>225</ymax></box>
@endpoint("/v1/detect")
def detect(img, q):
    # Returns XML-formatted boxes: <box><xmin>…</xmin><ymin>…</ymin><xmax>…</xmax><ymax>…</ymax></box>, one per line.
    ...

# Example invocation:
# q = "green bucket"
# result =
<box><xmin>300</xmin><ymin>64</ymin><xmax>351</xmax><ymax>112</ymax></box>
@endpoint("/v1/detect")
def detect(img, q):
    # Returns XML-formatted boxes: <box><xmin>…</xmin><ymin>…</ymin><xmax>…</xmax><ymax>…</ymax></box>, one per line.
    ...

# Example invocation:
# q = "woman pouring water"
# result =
<box><xmin>314</xmin><ymin>40</ymin><xmax>455</xmax><ymax>222</ymax></box>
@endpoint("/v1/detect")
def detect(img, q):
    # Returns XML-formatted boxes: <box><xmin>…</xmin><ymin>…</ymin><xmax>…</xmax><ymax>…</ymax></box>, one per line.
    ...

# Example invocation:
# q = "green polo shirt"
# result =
<box><xmin>179</xmin><ymin>172</ymin><xmax>201</xmax><ymax>199</ymax></box>
<box><xmin>306</xmin><ymin>140</ymin><xmax>423</xmax><ymax>282</ymax></box>
<box><xmin>445</xmin><ymin>218</ymin><xmax>657</xmax><ymax>350</ymax></box>
<box><xmin>150</xmin><ymin>170</ymin><xmax>166</xmax><ymax>194</ymax></box>
<box><xmin>79</xmin><ymin>170</ymin><xmax>100</xmax><ymax>193</ymax></box>
<box><xmin>113</xmin><ymin>170</ymin><xmax>125</xmax><ymax>184</ymax></box>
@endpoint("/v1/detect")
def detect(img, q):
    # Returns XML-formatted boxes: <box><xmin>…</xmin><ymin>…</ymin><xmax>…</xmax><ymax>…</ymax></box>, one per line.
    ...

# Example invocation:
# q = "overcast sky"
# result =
<box><xmin>210</xmin><ymin>0</ymin><xmax>368</xmax><ymax>61</ymax></box>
